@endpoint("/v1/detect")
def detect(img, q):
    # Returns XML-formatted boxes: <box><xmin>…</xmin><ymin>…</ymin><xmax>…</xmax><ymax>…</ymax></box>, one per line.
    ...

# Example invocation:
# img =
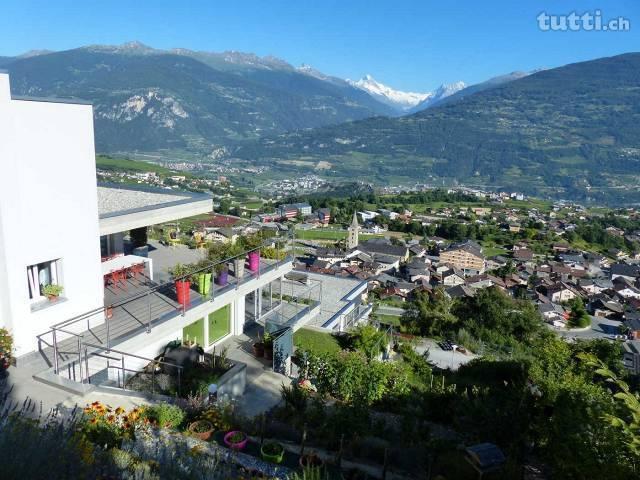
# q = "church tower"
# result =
<box><xmin>347</xmin><ymin>211</ymin><xmax>359</xmax><ymax>249</ymax></box>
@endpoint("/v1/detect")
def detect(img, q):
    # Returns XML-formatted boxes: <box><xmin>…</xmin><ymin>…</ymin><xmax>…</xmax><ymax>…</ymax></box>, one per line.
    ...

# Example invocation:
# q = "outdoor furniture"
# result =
<box><xmin>102</xmin><ymin>255</ymin><xmax>153</xmax><ymax>289</ymax></box>
<box><xmin>168</xmin><ymin>231</ymin><xmax>181</xmax><ymax>249</ymax></box>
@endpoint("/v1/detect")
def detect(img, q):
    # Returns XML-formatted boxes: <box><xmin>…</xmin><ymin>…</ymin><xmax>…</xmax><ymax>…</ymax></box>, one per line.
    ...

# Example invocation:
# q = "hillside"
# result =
<box><xmin>231</xmin><ymin>53</ymin><xmax>640</xmax><ymax>204</ymax></box>
<box><xmin>1</xmin><ymin>43</ymin><xmax>395</xmax><ymax>157</ymax></box>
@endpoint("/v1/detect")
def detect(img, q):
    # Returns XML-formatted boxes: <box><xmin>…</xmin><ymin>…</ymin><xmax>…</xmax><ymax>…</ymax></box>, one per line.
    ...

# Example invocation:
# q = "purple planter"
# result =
<box><xmin>216</xmin><ymin>269</ymin><xmax>228</xmax><ymax>286</ymax></box>
<box><xmin>248</xmin><ymin>250</ymin><xmax>260</xmax><ymax>272</ymax></box>
<box><xmin>224</xmin><ymin>430</ymin><xmax>248</xmax><ymax>451</ymax></box>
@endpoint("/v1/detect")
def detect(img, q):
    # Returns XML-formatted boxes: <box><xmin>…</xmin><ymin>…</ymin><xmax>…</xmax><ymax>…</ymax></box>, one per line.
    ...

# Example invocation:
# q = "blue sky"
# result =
<box><xmin>1</xmin><ymin>0</ymin><xmax>638</xmax><ymax>91</ymax></box>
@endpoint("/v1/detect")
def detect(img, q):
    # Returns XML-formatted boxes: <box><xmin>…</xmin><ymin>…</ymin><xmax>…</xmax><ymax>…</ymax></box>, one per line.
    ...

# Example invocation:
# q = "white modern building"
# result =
<box><xmin>0</xmin><ymin>72</ymin><xmax>308</xmax><ymax>396</ymax></box>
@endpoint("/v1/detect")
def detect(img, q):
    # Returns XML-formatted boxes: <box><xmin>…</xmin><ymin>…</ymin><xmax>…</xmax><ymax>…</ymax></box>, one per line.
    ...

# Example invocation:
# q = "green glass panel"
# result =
<box><xmin>182</xmin><ymin>318</ymin><xmax>205</xmax><ymax>346</ymax></box>
<box><xmin>208</xmin><ymin>304</ymin><xmax>231</xmax><ymax>345</ymax></box>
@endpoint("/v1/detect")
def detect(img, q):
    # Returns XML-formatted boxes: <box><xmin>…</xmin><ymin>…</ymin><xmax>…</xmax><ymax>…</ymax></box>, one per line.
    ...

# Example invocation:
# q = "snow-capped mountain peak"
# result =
<box><xmin>347</xmin><ymin>75</ymin><xmax>431</xmax><ymax>111</ymax></box>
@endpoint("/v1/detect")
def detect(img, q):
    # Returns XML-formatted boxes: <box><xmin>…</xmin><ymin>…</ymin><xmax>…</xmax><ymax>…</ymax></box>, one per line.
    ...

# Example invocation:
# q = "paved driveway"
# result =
<box><xmin>413</xmin><ymin>338</ymin><xmax>478</xmax><ymax>371</ymax></box>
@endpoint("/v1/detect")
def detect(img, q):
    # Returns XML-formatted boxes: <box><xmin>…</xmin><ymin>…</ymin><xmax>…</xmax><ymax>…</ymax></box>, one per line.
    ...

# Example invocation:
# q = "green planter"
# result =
<box><xmin>197</xmin><ymin>273</ymin><xmax>212</xmax><ymax>295</ymax></box>
<box><xmin>261</xmin><ymin>442</ymin><xmax>285</xmax><ymax>464</ymax></box>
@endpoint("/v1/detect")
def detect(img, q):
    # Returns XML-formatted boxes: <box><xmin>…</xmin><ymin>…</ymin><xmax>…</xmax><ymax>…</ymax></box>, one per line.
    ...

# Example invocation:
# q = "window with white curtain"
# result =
<box><xmin>26</xmin><ymin>259</ymin><xmax>62</xmax><ymax>301</ymax></box>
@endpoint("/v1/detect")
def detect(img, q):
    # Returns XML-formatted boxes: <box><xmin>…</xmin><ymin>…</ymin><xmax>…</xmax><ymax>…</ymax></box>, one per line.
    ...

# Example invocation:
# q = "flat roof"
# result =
<box><xmin>98</xmin><ymin>183</ymin><xmax>212</xmax><ymax>236</ymax></box>
<box><xmin>282</xmin><ymin>271</ymin><xmax>367</xmax><ymax>329</ymax></box>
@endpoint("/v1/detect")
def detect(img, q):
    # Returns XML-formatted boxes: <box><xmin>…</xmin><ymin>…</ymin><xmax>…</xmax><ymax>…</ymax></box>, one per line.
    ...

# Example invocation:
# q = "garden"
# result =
<box><xmin>126</xmin><ymin>341</ymin><xmax>233</xmax><ymax>399</ymax></box>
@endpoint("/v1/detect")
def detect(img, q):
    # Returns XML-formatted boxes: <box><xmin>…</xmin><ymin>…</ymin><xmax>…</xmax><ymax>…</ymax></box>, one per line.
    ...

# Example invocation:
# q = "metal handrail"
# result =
<box><xmin>48</xmin><ymin>236</ymin><xmax>293</xmax><ymax>331</ymax></box>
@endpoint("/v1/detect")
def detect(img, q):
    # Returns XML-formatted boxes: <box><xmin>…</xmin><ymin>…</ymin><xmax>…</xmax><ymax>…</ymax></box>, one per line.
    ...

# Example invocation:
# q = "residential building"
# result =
<box><xmin>0</xmin><ymin>73</ymin><xmax>308</xmax><ymax>396</ymax></box>
<box><xmin>279</xmin><ymin>202</ymin><xmax>312</xmax><ymax>219</ymax></box>
<box><xmin>439</xmin><ymin>240</ymin><xmax>486</xmax><ymax>275</ymax></box>
<box><xmin>317</xmin><ymin>208</ymin><xmax>331</xmax><ymax>225</ymax></box>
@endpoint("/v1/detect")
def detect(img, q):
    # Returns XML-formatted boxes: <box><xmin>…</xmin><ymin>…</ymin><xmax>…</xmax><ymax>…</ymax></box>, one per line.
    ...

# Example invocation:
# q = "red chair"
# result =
<box><xmin>131</xmin><ymin>263</ymin><xmax>145</xmax><ymax>282</ymax></box>
<box><xmin>109</xmin><ymin>269</ymin><xmax>126</xmax><ymax>291</ymax></box>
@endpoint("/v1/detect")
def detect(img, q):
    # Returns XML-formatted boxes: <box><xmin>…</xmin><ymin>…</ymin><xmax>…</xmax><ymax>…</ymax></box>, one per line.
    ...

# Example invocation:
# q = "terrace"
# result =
<box><xmin>34</xmin><ymin>239</ymin><xmax>295</xmax><ymax>393</ymax></box>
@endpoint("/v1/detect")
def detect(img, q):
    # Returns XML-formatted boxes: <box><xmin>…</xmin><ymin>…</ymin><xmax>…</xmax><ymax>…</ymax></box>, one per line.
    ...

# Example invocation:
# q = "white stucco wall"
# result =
<box><xmin>0</xmin><ymin>73</ymin><xmax>103</xmax><ymax>356</ymax></box>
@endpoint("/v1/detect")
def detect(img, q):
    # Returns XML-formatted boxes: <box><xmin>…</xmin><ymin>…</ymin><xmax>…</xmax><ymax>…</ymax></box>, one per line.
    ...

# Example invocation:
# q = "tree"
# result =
<box><xmin>567</xmin><ymin>297</ymin><xmax>591</xmax><ymax>328</ymax></box>
<box><xmin>351</xmin><ymin>324</ymin><xmax>387</xmax><ymax>361</ymax></box>
<box><xmin>401</xmin><ymin>288</ymin><xmax>458</xmax><ymax>337</ymax></box>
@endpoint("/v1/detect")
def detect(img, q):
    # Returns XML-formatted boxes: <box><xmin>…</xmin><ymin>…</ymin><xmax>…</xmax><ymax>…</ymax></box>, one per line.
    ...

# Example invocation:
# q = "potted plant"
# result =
<box><xmin>263</xmin><ymin>332</ymin><xmax>273</xmax><ymax>360</ymax></box>
<box><xmin>215</xmin><ymin>262</ymin><xmax>229</xmax><ymax>286</ymax></box>
<box><xmin>227</xmin><ymin>243</ymin><xmax>245</xmax><ymax>278</ymax></box>
<box><xmin>253</xmin><ymin>334</ymin><xmax>265</xmax><ymax>357</ymax></box>
<box><xmin>299</xmin><ymin>452</ymin><xmax>324</xmax><ymax>469</ymax></box>
<box><xmin>0</xmin><ymin>328</ymin><xmax>13</xmax><ymax>373</ymax></box>
<box><xmin>224</xmin><ymin>430</ymin><xmax>248</xmax><ymax>451</ymax></box>
<box><xmin>169</xmin><ymin>263</ymin><xmax>194</xmax><ymax>306</ymax></box>
<box><xmin>188</xmin><ymin>419</ymin><xmax>214</xmax><ymax>441</ymax></box>
<box><xmin>193</xmin><ymin>259</ymin><xmax>213</xmax><ymax>296</ymax></box>
<box><xmin>241</xmin><ymin>233</ymin><xmax>263</xmax><ymax>272</ymax></box>
<box><xmin>42</xmin><ymin>284</ymin><xmax>63</xmax><ymax>301</ymax></box>
<box><xmin>261</xmin><ymin>441</ymin><xmax>285</xmax><ymax>464</ymax></box>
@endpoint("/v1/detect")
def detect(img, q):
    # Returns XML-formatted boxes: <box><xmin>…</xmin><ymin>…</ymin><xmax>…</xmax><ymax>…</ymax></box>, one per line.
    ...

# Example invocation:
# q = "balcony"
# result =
<box><xmin>36</xmin><ymin>241</ymin><xmax>294</xmax><ymax>378</ymax></box>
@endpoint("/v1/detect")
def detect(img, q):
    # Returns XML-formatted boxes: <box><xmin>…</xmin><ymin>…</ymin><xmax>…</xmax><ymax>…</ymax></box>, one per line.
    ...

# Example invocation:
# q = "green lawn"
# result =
<box><xmin>375</xmin><ymin>314</ymin><xmax>401</xmax><ymax>326</ymax></box>
<box><xmin>482</xmin><ymin>246</ymin><xmax>509</xmax><ymax>257</ymax></box>
<box><xmin>96</xmin><ymin>155</ymin><xmax>175</xmax><ymax>175</ymax></box>
<box><xmin>293</xmin><ymin>328</ymin><xmax>341</xmax><ymax>354</ymax></box>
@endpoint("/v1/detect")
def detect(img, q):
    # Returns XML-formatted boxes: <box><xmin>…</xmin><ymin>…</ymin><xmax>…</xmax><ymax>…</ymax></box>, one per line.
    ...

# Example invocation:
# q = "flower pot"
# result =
<box><xmin>197</xmin><ymin>272</ymin><xmax>212</xmax><ymax>295</ymax></box>
<box><xmin>248</xmin><ymin>251</ymin><xmax>260</xmax><ymax>272</ymax></box>
<box><xmin>224</xmin><ymin>430</ymin><xmax>248</xmax><ymax>451</ymax></box>
<box><xmin>299</xmin><ymin>453</ymin><xmax>324</xmax><ymax>469</ymax></box>
<box><xmin>264</xmin><ymin>344</ymin><xmax>273</xmax><ymax>361</ymax></box>
<box><xmin>261</xmin><ymin>442</ymin><xmax>285</xmax><ymax>464</ymax></box>
<box><xmin>253</xmin><ymin>342</ymin><xmax>265</xmax><ymax>357</ymax></box>
<box><xmin>188</xmin><ymin>420</ymin><xmax>214</xmax><ymax>441</ymax></box>
<box><xmin>216</xmin><ymin>269</ymin><xmax>228</xmax><ymax>286</ymax></box>
<box><xmin>175</xmin><ymin>280</ymin><xmax>191</xmax><ymax>305</ymax></box>
<box><xmin>233</xmin><ymin>258</ymin><xmax>245</xmax><ymax>278</ymax></box>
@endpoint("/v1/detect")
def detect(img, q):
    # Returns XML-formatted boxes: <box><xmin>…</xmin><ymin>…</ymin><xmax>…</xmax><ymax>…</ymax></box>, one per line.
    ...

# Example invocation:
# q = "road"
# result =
<box><xmin>554</xmin><ymin>315</ymin><xmax>621</xmax><ymax>341</ymax></box>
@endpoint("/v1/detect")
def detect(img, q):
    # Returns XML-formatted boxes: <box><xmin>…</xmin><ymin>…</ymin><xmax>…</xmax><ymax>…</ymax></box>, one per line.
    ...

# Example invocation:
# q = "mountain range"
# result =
<box><xmin>232</xmin><ymin>53</ymin><xmax>640</xmax><ymax>204</ymax></box>
<box><xmin>2</xmin><ymin>43</ymin><xmax>638</xmax><ymax>203</ymax></box>
<box><xmin>346</xmin><ymin>74</ymin><xmax>467</xmax><ymax>113</ymax></box>
<box><xmin>0</xmin><ymin>42</ymin><xmax>400</xmax><ymax>155</ymax></box>
<box><xmin>0</xmin><ymin>42</ymin><xmax>522</xmax><ymax>158</ymax></box>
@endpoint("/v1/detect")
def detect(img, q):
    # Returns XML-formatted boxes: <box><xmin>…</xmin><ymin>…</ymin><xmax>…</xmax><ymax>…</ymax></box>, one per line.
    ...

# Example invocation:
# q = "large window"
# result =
<box><xmin>26</xmin><ymin>259</ymin><xmax>62</xmax><ymax>302</ymax></box>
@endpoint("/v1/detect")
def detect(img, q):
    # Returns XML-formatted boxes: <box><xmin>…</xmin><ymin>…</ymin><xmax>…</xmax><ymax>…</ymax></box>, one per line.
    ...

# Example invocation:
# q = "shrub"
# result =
<box><xmin>0</xmin><ymin>328</ymin><xmax>13</xmax><ymax>369</ymax></box>
<box><xmin>198</xmin><ymin>405</ymin><xmax>231</xmax><ymax>432</ymax></box>
<box><xmin>281</xmin><ymin>382</ymin><xmax>308</xmax><ymax>413</ymax></box>
<box><xmin>143</xmin><ymin>403</ymin><xmax>185</xmax><ymax>429</ymax></box>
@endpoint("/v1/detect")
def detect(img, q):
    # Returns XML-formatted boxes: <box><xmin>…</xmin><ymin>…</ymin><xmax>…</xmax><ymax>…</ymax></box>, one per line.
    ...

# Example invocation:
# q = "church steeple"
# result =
<box><xmin>347</xmin><ymin>211</ymin><xmax>359</xmax><ymax>249</ymax></box>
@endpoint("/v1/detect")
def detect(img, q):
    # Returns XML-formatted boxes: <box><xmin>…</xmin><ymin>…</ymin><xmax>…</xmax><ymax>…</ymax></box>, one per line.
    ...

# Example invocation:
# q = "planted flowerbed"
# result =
<box><xmin>126</xmin><ymin>345</ymin><xmax>234</xmax><ymax>398</ymax></box>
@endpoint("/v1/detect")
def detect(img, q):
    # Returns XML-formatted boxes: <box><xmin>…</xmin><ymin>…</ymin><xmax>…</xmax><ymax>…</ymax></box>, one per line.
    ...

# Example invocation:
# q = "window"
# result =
<box><xmin>27</xmin><ymin>259</ymin><xmax>62</xmax><ymax>301</ymax></box>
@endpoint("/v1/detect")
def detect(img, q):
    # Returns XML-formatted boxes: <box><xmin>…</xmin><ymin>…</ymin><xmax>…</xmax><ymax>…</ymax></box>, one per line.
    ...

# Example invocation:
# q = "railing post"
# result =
<box><xmin>77</xmin><ymin>337</ymin><xmax>83</xmax><ymax>383</ymax></box>
<box><xmin>147</xmin><ymin>290</ymin><xmax>152</xmax><ymax>333</ymax></box>
<box><xmin>84</xmin><ymin>347</ymin><xmax>90</xmax><ymax>384</ymax></box>
<box><xmin>52</xmin><ymin>329</ymin><xmax>59</xmax><ymax>374</ymax></box>
<box><xmin>106</xmin><ymin>312</ymin><xmax>111</xmax><ymax>351</ymax></box>
<box><xmin>211</xmin><ymin>265</ymin><xmax>216</xmax><ymax>301</ymax></box>
<box><xmin>121</xmin><ymin>356</ymin><xmax>125</xmax><ymax>389</ymax></box>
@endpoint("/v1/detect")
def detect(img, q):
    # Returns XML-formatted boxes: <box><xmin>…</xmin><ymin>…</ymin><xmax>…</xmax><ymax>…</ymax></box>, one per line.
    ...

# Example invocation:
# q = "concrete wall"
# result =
<box><xmin>0</xmin><ymin>73</ymin><xmax>103</xmax><ymax>356</ymax></box>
